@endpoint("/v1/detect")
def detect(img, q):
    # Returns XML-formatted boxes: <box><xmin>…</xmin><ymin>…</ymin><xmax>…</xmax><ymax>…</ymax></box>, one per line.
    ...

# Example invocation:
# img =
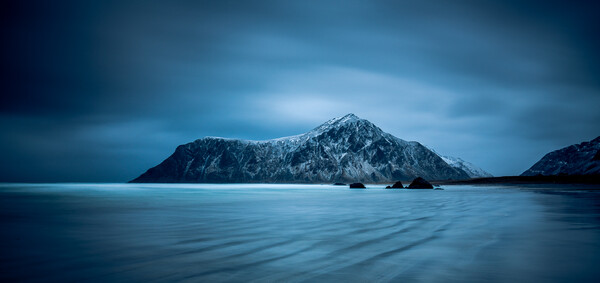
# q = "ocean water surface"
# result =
<box><xmin>1</xmin><ymin>183</ymin><xmax>600</xmax><ymax>282</ymax></box>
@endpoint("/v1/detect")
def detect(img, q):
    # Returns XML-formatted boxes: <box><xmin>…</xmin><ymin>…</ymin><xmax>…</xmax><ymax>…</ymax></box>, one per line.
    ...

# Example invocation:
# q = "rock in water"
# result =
<box><xmin>408</xmin><ymin>177</ymin><xmax>433</xmax><ymax>189</ymax></box>
<box><xmin>349</xmin><ymin>183</ymin><xmax>366</xmax><ymax>189</ymax></box>
<box><xmin>385</xmin><ymin>181</ymin><xmax>404</xmax><ymax>189</ymax></box>
<box><xmin>333</xmin><ymin>183</ymin><xmax>346</xmax><ymax>186</ymax></box>
<box><xmin>131</xmin><ymin>113</ymin><xmax>470</xmax><ymax>183</ymax></box>
<box><xmin>391</xmin><ymin>181</ymin><xmax>404</xmax><ymax>188</ymax></box>
<box><xmin>522</xmin><ymin>136</ymin><xmax>600</xmax><ymax>176</ymax></box>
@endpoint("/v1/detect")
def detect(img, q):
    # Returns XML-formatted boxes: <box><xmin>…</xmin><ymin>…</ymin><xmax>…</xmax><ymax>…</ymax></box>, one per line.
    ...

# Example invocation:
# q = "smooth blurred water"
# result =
<box><xmin>1</xmin><ymin>183</ymin><xmax>600</xmax><ymax>282</ymax></box>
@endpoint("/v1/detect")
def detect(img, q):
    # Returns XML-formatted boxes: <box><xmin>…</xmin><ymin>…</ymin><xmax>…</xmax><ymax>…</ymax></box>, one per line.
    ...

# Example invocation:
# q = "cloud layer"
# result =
<box><xmin>2</xmin><ymin>0</ymin><xmax>599</xmax><ymax>181</ymax></box>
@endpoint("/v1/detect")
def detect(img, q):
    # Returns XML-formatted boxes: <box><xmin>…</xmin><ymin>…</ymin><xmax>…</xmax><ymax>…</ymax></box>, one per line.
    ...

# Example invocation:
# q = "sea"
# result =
<box><xmin>1</xmin><ymin>183</ymin><xmax>599</xmax><ymax>282</ymax></box>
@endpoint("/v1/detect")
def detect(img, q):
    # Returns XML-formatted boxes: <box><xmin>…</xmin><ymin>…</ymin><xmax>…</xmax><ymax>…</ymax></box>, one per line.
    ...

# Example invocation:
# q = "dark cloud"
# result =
<box><xmin>1</xmin><ymin>0</ymin><xmax>599</xmax><ymax>181</ymax></box>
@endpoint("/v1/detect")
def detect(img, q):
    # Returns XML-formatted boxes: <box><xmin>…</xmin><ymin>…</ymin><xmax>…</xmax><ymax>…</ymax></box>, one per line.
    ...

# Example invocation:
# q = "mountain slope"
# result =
<box><xmin>439</xmin><ymin>155</ymin><xmax>493</xmax><ymax>178</ymax></box>
<box><xmin>426</xmin><ymin>146</ymin><xmax>493</xmax><ymax>178</ymax></box>
<box><xmin>131</xmin><ymin>114</ymin><xmax>470</xmax><ymax>183</ymax></box>
<box><xmin>521</xmin><ymin>136</ymin><xmax>600</xmax><ymax>176</ymax></box>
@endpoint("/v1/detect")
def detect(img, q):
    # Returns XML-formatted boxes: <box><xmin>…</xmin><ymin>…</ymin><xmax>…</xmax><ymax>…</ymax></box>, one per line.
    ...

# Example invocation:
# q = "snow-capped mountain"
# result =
<box><xmin>131</xmin><ymin>114</ymin><xmax>470</xmax><ymax>183</ymax></box>
<box><xmin>521</xmin><ymin>136</ymin><xmax>600</xmax><ymax>176</ymax></box>
<box><xmin>425</xmin><ymin>147</ymin><xmax>493</xmax><ymax>178</ymax></box>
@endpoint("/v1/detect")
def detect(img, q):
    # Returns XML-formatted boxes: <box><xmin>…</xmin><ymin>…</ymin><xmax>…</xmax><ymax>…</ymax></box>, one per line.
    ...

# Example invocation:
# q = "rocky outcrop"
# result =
<box><xmin>408</xmin><ymin>177</ymin><xmax>433</xmax><ymax>189</ymax></box>
<box><xmin>131</xmin><ymin>114</ymin><xmax>470</xmax><ymax>183</ymax></box>
<box><xmin>349</xmin><ymin>183</ymin><xmax>366</xmax><ymax>189</ymax></box>
<box><xmin>385</xmin><ymin>181</ymin><xmax>404</xmax><ymax>189</ymax></box>
<box><xmin>522</xmin><ymin>136</ymin><xmax>600</xmax><ymax>176</ymax></box>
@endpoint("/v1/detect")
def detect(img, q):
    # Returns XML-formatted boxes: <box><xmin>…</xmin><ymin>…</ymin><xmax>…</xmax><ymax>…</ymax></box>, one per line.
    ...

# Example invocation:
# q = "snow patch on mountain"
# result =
<box><xmin>439</xmin><ymin>155</ymin><xmax>493</xmax><ymax>178</ymax></box>
<box><xmin>426</xmin><ymin>146</ymin><xmax>493</xmax><ymax>178</ymax></box>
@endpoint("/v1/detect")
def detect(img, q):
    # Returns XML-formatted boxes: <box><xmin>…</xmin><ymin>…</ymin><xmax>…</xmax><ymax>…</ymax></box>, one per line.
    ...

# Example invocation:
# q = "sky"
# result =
<box><xmin>1</xmin><ymin>0</ymin><xmax>599</xmax><ymax>182</ymax></box>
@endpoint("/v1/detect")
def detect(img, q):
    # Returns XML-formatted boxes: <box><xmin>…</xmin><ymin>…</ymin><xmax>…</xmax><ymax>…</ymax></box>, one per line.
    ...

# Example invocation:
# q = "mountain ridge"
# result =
<box><xmin>521</xmin><ymin>136</ymin><xmax>600</xmax><ymax>176</ymax></box>
<box><xmin>424</xmin><ymin>146</ymin><xmax>493</xmax><ymax>178</ymax></box>
<box><xmin>131</xmin><ymin>114</ymin><xmax>471</xmax><ymax>183</ymax></box>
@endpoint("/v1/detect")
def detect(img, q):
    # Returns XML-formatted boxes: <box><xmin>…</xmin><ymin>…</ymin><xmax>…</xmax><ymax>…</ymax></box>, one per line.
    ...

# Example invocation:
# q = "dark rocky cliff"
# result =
<box><xmin>522</xmin><ymin>136</ymin><xmax>600</xmax><ymax>176</ymax></box>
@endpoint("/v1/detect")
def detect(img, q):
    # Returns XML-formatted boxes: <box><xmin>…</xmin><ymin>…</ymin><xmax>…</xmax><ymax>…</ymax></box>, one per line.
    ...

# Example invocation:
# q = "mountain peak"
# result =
<box><xmin>339</xmin><ymin>113</ymin><xmax>360</xmax><ymax>121</ymax></box>
<box><xmin>325</xmin><ymin>113</ymin><xmax>361</xmax><ymax>125</ymax></box>
<box><xmin>311</xmin><ymin>113</ymin><xmax>375</xmax><ymax>133</ymax></box>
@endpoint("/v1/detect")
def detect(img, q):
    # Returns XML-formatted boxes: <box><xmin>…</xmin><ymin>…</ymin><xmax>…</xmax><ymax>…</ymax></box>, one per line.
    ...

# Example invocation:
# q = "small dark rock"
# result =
<box><xmin>433</xmin><ymin>187</ymin><xmax>444</xmax><ymax>190</ymax></box>
<box><xmin>333</xmin><ymin>183</ymin><xmax>346</xmax><ymax>186</ymax></box>
<box><xmin>385</xmin><ymin>181</ymin><xmax>404</xmax><ymax>189</ymax></box>
<box><xmin>391</xmin><ymin>181</ymin><xmax>404</xmax><ymax>188</ymax></box>
<box><xmin>349</xmin><ymin>183</ymin><xmax>366</xmax><ymax>189</ymax></box>
<box><xmin>408</xmin><ymin>177</ymin><xmax>433</xmax><ymax>189</ymax></box>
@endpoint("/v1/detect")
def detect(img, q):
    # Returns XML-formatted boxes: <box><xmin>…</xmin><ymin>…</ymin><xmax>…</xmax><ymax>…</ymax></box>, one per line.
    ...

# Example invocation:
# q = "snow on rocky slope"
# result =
<box><xmin>425</xmin><ymin>146</ymin><xmax>493</xmax><ymax>178</ymax></box>
<box><xmin>131</xmin><ymin>114</ymin><xmax>471</xmax><ymax>183</ymax></box>
<box><xmin>438</xmin><ymin>155</ymin><xmax>493</xmax><ymax>178</ymax></box>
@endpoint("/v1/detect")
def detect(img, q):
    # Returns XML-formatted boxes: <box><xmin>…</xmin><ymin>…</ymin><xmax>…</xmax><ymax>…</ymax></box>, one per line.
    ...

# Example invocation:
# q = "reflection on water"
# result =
<box><xmin>1</xmin><ymin>184</ymin><xmax>599</xmax><ymax>282</ymax></box>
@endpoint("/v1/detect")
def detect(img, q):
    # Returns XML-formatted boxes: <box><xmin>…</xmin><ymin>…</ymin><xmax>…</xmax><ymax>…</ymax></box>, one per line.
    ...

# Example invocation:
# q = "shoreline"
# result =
<box><xmin>441</xmin><ymin>175</ymin><xmax>600</xmax><ymax>185</ymax></box>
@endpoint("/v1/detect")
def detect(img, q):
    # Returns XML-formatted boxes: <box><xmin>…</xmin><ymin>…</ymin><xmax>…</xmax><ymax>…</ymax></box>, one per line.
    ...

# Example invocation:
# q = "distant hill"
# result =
<box><xmin>131</xmin><ymin>114</ymin><xmax>471</xmax><ymax>183</ymax></box>
<box><xmin>522</xmin><ymin>136</ymin><xmax>600</xmax><ymax>176</ymax></box>
<box><xmin>438</xmin><ymin>155</ymin><xmax>493</xmax><ymax>178</ymax></box>
<box><xmin>426</xmin><ymin>147</ymin><xmax>493</xmax><ymax>178</ymax></box>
